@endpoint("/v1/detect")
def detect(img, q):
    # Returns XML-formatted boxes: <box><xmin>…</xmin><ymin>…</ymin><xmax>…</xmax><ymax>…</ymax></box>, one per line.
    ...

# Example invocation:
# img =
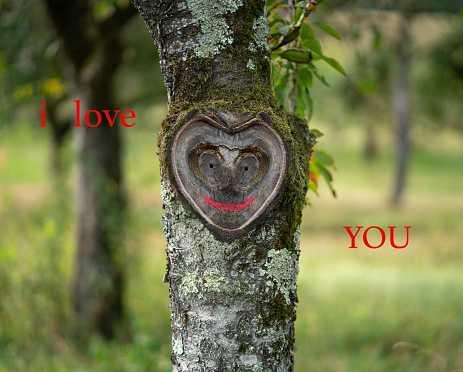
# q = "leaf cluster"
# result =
<box><xmin>267</xmin><ymin>0</ymin><xmax>342</xmax><ymax>197</ymax></box>
<box><xmin>0</xmin><ymin>0</ymin><xmax>65</xmax><ymax>123</ymax></box>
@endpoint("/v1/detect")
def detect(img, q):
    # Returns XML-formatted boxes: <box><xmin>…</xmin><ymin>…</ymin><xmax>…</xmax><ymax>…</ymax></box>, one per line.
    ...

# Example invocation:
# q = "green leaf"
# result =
<box><xmin>324</xmin><ymin>178</ymin><xmax>337</xmax><ymax>197</ymax></box>
<box><xmin>280</xmin><ymin>62</ymin><xmax>295</xmax><ymax>71</ymax></box>
<box><xmin>280</xmin><ymin>49</ymin><xmax>312</xmax><ymax>64</ymax></box>
<box><xmin>276</xmin><ymin>68</ymin><xmax>289</xmax><ymax>86</ymax></box>
<box><xmin>310</xmin><ymin>161</ymin><xmax>320</xmax><ymax>178</ymax></box>
<box><xmin>275</xmin><ymin>24</ymin><xmax>292</xmax><ymax>37</ymax></box>
<box><xmin>280</xmin><ymin>26</ymin><xmax>300</xmax><ymax>46</ymax></box>
<box><xmin>312</xmin><ymin>22</ymin><xmax>341</xmax><ymax>40</ymax></box>
<box><xmin>308</xmin><ymin>65</ymin><xmax>330</xmax><ymax>87</ymax></box>
<box><xmin>314</xmin><ymin>71</ymin><xmax>329</xmax><ymax>86</ymax></box>
<box><xmin>302</xmin><ymin>38</ymin><xmax>322</xmax><ymax>55</ymax></box>
<box><xmin>274</xmin><ymin>72</ymin><xmax>291</xmax><ymax>106</ymax></box>
<box><xmin>313</xmin><ymin>158</ymin><xmax>331</xmax><ymax>180</ymax></box>
<box><xmin>269</xmin><ymin>17</ymin><xmax>285</xmax><ymax>29</ymax></box>
<box><xmin>315</xmin><ymin>150</ymin><xmax>336</xmax><ymax>169</ymax></box>
<box><xmin>309</xmin><ymin>175</ymin><xmax>319</xmax><ymax>195</ymax></box>
<box><xmin>320</xmin><ymin>55</ymin><xmax>347</xmax><ymax>76</ymax></box>
<box><xmin>300</xmin><ymin>23</ymin><xmax>314</xmax><ymax>41</ymax></box>
<box><xmin>305</xmin><ymin>87</ymin><xmax>313</xmax><ymax>121</ymax></box>
<box><xmin>310</xmin><ymin>129</ymin><xmax>324</xmax><ymax>138</ymax></box>
<box><xmin>298</xmin><ymin>68</ymin><xmax>312</xmax><ymax>88</ymax></box>
<box><xmin>297</xmin><ymin>77</ymin><xmax>312</xmax><ymax>120</ymax></box>
<box><xmin>267</xmin><ymin>0</ymin><xmax>283</xmax><ymax>12</ymax></box>
<box><xmin>296</xmin><ymin>94</ymin><xmax>306</xmax><ymax>110</ymax></box>
<box><xmin>314</xmin><ymin>158</ymin><xmax>337</xmax><ymax>197</ymax></box>
<box><xmin>269</xmin><ymin>4</ymin><xmax>288</xmax><ymax>20</ymax></box>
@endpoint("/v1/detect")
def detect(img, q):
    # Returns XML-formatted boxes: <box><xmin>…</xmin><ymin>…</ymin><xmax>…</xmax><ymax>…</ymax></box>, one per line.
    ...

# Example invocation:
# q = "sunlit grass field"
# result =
<box><xmin>0</xmin><ymin>105</ymin><xmax>462</xmax><ymax>371</ymax></box>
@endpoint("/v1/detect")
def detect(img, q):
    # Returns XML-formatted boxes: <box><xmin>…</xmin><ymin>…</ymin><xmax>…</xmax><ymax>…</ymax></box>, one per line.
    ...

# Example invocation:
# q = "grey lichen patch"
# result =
<box><xmin>180</xmin><ymin>267</ymin><xmax>241</xmax><ymax>298</ymax></box>
<box><xmin>247</xmin><ymin>59</ymin><xmax>255</xmax><ymax>70</ymax></box>
<box><xmin>161</xmin><ymin>180</ymin><xmax>176</xmax><ymax>205</ymax></box>
<box><xmin>196</xmin><ymin>18</ymin><xmax>233</xmax><ymax>58</ymax></box>
<box><xmin>180</xmin><ymin>270</ymin><xmax>200</xmax><ymax>296</ymax></box>
<box><xmin>248</xmin><ymin>15</ymin><xmax>269</xmax><ymax>53</ymax></box>
<box><xmin>162</xmin><ymin>178</ymin><xmax>239</xmax><ymax>260</ymax></box>
<box><xmin>186</xmin><ymin>0</ymin><xmax>243</xmax><ymax>58</ymax></box>
<box><xmin>259</xmin><ymin>248</ymin><xmax>298</xmax><ymax>305</ymax></box>
<box><xmin>173</xmin><ymin>337</ymin><xmax>184</xmax><ymax>355</ymax></box>
<box><xmin>203</xmin><ymin>268</ymin><xmax>227</xmax><ymax>292</ymax></box>
<box><xmin>255</xmin><ymin>225</ymin><xmax>277</xmax><ymax>243</ymax></box>
<box><xmin>239</xmin><ymin>354</ymin><xmax>258</xmax><ymax>367</ymax></box>
<box><xmin>294</xmin><ymin>226</ymin><xmax>301</xmax><ymax>250</ymax></box>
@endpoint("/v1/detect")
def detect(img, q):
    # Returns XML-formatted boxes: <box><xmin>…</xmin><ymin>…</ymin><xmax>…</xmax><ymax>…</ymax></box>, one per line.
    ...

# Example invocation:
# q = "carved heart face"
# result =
<box><xmin>171</xmin><ymin>115</ymin><xmax>286</xmax><ymax>239</ymax></box>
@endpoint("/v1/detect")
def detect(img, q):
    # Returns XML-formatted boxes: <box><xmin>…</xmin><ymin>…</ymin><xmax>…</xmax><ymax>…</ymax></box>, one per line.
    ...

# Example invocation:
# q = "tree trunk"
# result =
<box><xmin>72</xmin><ymin>85</ymin><xmax>125</xmax><ymax>340</ymax></box>
<box><xmin>364</xmin><ymin>120</ymin><xmax>377</xmax><ymax>161</ymax></box>
<box><xmin>46</xmin><ymin>97</ymin><xmax>71</xmax><ymax>177</ymax></box>
<box><xmin>134</xmin><ymin>0</ymin><xmax>313</xmax><ymax>369</ymax></box>
<box><xmin>42</xmin><ymin>0</ymin><xmax>136</xmax><ymax>339</ymax></box>
<box><xmin>392</xmin><ymin>10</ymin><xmax>412</xmax><ymax>206</ymax></box>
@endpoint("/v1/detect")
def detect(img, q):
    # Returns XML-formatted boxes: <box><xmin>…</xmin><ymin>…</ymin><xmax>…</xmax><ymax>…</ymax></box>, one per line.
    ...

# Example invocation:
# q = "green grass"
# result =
<box><xmin>0</xmin><ymin>105</ymin><xmax>462</xmax><ymax>371</ymax></box>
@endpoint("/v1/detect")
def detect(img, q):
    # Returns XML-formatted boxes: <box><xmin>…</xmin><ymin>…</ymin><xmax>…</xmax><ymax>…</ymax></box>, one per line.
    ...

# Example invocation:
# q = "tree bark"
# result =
<box><xmin>42</xmin><ymin>0</ymin><xmax>136</xmax><ymax>339</ymax></box>
<box><xmin>134</xmin><ymin>0</ymin><xmax>313</xmax><ymax>369</ymax></box>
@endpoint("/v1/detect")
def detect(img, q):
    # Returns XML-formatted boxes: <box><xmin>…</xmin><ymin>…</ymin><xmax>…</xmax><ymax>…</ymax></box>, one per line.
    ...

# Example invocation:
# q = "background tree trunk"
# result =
<box><xmin>392</xmin><ymin>8</ymin><xmax>412</xmax><ymax>206</ymax></box>
<box><xmin>42</xmin><ymin>0</ymin><xmax>136</xmax><ymax>339</ymax></box>
<box><xmin>134</xmin><ymin>0</ymin><xmax>313</xmax><ymax>369</ymax></box>
<box><xmin>46</xmin><ymin>97</ymin><xmax>71</xmax><ymax>177</ymax></box>
<box><xmin>364</xmin><ymin>120</ymin><xmax>377</xmax><ymax>160</ymax></box>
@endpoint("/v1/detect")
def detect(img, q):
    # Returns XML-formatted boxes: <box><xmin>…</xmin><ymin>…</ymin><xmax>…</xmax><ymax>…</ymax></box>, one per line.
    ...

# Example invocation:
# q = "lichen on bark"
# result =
<box><xmin>186</xmin><ymin>0</ymin><xmax>243</xmax><ymax>58</ymax></box>
<box><xmin>162</xmin><ymin>177</ymin><xmax>304</xmax><ymax>370</ymax></box>
<box><xmin>133</xmin><ymin>0</ymin><xmax>314</xmax><ymax>369</ymax></box>
<box><xmin>259</xmin><ymin>248</ymin><xmax>299</xmax><ymax>305</ymax></box>
<box><xmin>155</xmin><ymin>101</ymin><xmax>312</xmax><ymax>370</ymax></box>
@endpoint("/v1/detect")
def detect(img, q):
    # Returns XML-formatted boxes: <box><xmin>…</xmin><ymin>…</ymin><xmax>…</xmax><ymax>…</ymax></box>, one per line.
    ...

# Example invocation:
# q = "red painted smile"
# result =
<box><xmin>204</xmin><ymin>196</ymin><xmax>255</xmax><ymax>211</ymax></box>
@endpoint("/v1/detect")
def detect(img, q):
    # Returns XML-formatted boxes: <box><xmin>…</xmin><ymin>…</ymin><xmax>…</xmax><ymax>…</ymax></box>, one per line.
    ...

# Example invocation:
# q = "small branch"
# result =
<box><xmin>292</xmin><ymin>63</ymin><xmax>298</xmax><ymax>112</ymax></box>
<box><xmin>270</xmin><ymin>1</ymin><xmax>318</xmax><ymax>52</ymax></box>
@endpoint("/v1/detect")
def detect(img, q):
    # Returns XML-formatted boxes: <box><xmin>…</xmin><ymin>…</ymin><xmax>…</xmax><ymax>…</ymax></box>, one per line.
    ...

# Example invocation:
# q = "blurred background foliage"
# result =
<box><xmin>0</xmin><ymin>0</ymin><xmax>463</xmax><ymax>371</ymax></box>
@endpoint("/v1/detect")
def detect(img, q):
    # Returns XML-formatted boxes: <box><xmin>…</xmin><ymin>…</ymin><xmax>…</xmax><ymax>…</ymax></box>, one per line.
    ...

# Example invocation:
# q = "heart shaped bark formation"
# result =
<box><xmin>171</xmin><ymin>112</ymin><xmax>287</xmax><ymax>240</ymax></box>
